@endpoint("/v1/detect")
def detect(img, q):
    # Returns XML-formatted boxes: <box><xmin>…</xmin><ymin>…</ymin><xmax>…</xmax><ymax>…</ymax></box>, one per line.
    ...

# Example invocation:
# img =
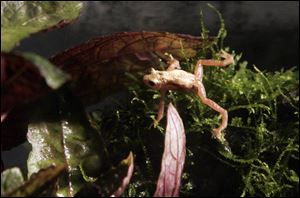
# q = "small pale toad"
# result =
<box><xmin>143</xmin><ymin>50</ymin><xmax>234</xmax><ymax>142</ymax></box>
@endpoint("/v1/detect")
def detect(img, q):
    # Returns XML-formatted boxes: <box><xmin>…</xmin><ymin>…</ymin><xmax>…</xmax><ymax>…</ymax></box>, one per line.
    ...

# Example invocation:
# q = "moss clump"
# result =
<box><xmin>88</xmin><ymin>5</ymin><xmax>299</xmax><ymax>197</ymax></box>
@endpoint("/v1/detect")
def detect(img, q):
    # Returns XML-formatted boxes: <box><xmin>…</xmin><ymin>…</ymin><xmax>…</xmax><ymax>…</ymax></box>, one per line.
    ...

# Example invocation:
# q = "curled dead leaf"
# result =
<box><xmin>50</xmin><ymin>31</ymin><xmax>216</xmax><ymax>105</ymax></box>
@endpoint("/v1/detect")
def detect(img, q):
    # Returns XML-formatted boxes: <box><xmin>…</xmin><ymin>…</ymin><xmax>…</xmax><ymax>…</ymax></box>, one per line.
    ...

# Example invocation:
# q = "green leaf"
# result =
<box><xmin>1</xmin><ymin>1</ymin><xmax>83</xmax><ymax>52</ymax></box>
<box><xmin>27</xmin><ymin>89</ymin><xmax>103</xmax><ymax>196</ymax></box>
<box><xmin>6</xmin><ymin>164</ymin><xmax>67</xmax><ymax>197</ymax></box>
<box><xmin>287</xmin><ymin>170</ymin><xmax>299</xmax><ymax>183</ymax></box>
<box><xmin>1</xmin><ymin>167</ymin><xmax>24</xmax><ymax>196</ymax></box>
<box><xmin>21</xmin><ymin>52</ymin><xmax>71</xmax><ymax>89</ymax></box>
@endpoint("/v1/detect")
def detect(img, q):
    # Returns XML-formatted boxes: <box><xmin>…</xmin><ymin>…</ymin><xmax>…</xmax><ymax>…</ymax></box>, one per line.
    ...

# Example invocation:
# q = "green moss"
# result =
<box><xmin>1</xmin><ymin>1</ymin><xmax>83</xmax><ymax>52</ymax></box>
<box><xmin>89</xmin><ymin>5</ymin><xmax>299</xmax><ymax>197</ymax></box>
<box><xmin>91</xmin><ymin>55</ymin><xmax>298</xmax><ymax>196</ymax></box>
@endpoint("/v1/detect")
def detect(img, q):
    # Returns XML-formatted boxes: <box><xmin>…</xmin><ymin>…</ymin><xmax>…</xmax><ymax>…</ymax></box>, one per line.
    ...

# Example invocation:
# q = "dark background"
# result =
<box><xmin>15</xmin><ymin>1</ymin><xmax>299</xmax><ymax>71</ymax></box>
<box><xmin>2</xmin><ymin>0</ymin><xmax>299</xmax><ymax>176</ymax></box>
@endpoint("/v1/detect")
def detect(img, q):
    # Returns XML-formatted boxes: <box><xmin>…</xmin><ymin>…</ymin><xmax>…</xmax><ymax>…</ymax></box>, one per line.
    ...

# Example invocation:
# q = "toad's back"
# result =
<box><xmin>157</xmin><ymin>70</ymin><xmax>197</xmax><ymax>90</ymax></box>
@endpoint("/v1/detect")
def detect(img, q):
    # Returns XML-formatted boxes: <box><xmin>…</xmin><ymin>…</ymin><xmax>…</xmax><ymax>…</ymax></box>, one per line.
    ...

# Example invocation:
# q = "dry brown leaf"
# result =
<box><xmin>50</xmin><ymin>31</ymin><xmax>216</xmax><ymax>105</ymax></box>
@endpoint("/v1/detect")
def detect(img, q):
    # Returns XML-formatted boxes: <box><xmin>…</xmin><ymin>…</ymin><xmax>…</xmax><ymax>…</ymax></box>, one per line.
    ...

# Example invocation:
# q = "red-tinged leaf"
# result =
<box><xmin>154</xmin><ymin>103</ymin><xmax>186</xmax><ymax>197</ymax></box>
<box><xmin>50</xmin><ymin>31</ymin><xmax>216</xmax><ymax>105</ymax></box>
<box><xmin>1</xmin><ymin>104</ymin><xmax>31</xmax><ymax>151</ymax></box>
<box><xmin>1</xmin><ymin>53</ymin><xmax>48</xmax><ymax>114</ymax></box>
<box><xmin>1</xmin><ymin>52</ymin><xmax>70</xmax><ymax>151</ymax></box>
<box><xmin>1</xmin><ymin>113</ymin><xmax>7</xmax><ymax>122</ymax></box>
<box><xmin>1</xmin><ymin>53</ymin><xmax>47</xmax><ymax>150</ymax></box>
<box><xmin>1</xmin><ymin>52</ymin><xmax>70</xmax><ymax>115</ymax></box>
<box><xmin>111</xmin><ymin>152</ymin><xmax>134</xmax><ymax>197</ymax></box>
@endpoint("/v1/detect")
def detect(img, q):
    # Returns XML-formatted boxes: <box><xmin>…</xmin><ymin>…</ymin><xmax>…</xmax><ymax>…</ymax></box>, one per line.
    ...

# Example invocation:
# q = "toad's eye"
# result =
<box><xmin>148</xmin><ymin>80</ymin><xmax>155</xmax><ymax>86</ymax></box>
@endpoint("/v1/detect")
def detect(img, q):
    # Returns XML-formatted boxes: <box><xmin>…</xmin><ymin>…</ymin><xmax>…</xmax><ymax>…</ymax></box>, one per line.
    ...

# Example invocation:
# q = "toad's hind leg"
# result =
<box><xmin>196</xmin><ymin>50</ymin><xmax>234</xmax><ymax>67</ymax></box>
<box><xmin>194</xmin><ymin>62</ymin><xmax>228</xmax><ymax>142</ymax></box>
<box><xmin>194</xmin><ymin>50</ymin><xmax>233</xmax><ymax>80</ymax></box>
<box><xmin>196</xmin><ymin>82</ymin><xmax>228</xmax><ymax>141</ymax></box>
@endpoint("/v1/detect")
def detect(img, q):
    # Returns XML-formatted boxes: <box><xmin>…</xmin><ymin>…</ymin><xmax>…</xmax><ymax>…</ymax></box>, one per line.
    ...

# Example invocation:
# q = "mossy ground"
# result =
<box><xmin>89</xmin><ymin>6</ymin><xmax>299</xmax><ymax>196</ymax></box>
